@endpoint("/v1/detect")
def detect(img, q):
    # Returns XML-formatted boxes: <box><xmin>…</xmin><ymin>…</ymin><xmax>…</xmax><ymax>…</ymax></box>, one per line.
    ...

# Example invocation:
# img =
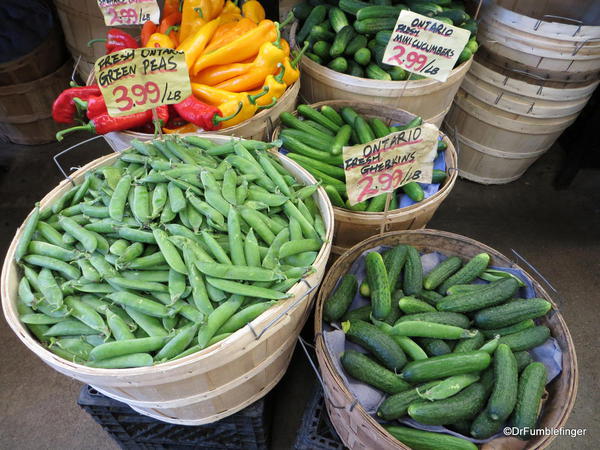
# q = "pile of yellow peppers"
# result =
<box><xmin>141</xmin><ymin>0</ymin><xmax>303</xmax><ymax>132</ymax></box>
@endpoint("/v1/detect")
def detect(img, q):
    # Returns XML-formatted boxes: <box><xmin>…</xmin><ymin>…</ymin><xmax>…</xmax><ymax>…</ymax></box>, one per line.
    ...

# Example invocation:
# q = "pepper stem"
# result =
<box><xmin>257</xmin><ymin>97</ymin><xmax>277</xmax><ymax>111</ymax></box>
<box><xmin>280</xmin><ymin>11</ymin><xmax>294</xmax><ymax>29</ymax></box>
<box><xmin>292</xmin><ymin>42</ymin><xmax>309</xmax><ymax>68</ymax></box>
<box><xmin>274</xmin><ymin>63</ymin><xmax>286</xmax><ymax>83</ymax></box>
<box><xmin>166</xmin><ymin>25</ymin><xmax>180</xmax><ymax>35</ymax></box>
<box><xmin>73</xmin><ymin>98</ymin><xmax>88</xmax><ymax>110</ymax></box>
<box><xmin>213</xmin><ymin>101</ymin><xmax>243</xmax><ymax>125</ymax></box>
<box><xmin>194</xmin><ymin>7</ymin><xmax>203</xmax><ymax>18</ymax></box>
<box><xmin>56</xmin><ymin>123</ymin><xmax>95</xmax><ymax>141</ymax></box>
<box><xmin>248</xmin><ymin>86</ymin><xmax>269</xmax><ymax>105</ymax></box>
<box><xmin>87</xmin><ymin>38</ymin><xmax>107</xmax><ymax>47</ymax></box>
<box><xmin>273</xmin><ymin>23</ymin><xmax>282</xmax><ymax>48</ymax></box>
<box><xmin>69</xmin><ymin>81</ymin><xmax>80</xmax><ymax>88</ymax></box>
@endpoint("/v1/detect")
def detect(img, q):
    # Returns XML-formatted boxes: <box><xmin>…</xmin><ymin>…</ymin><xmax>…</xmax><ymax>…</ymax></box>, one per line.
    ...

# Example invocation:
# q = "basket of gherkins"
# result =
<box><xmin>273</xmin><ymin>100</ymin><xmax>458</xmax><ymax>254</ymax></box>
<box><xmin>1</xmin><ymin>134</ymin><xmax>334</xmax><ymax>425</ymax></box>
<box><xmin>288</xmin><ymin>0</ymin><xmax>478</xmax><ymax>125</ymax></box>
<box><xmin>314</xmin><ymin>230</ymin><xmax>577</xmax><ymax>449</ymax></box>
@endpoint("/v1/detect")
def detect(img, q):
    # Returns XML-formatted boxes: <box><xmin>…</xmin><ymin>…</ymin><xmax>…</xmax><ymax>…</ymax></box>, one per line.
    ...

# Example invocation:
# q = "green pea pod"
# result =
<box><xmin>109</xmin><ymin>175</ymin><xmax>132</xmax><ymax>221</ymax></box>
<box><xmin>200</xmin><ymin>231</ymin><xmax>232</xmax><ymax>264</ymax></box>
<box><xmin>15</xmin><ymin>204</ymin><xmax>40</xmax><ymax>262</ymax></box>
<box><xmin>89</xmin><ymin>335</ymin><xmax>167</xmax><ymax>360</ymax></box>
<box><xmin>168</xmin><ymin>269</ymin><xmax>186</xmax><ymax>303</ymax></box>
<box><xmin>169</xmin><ymin>235</ymin><xmax>214</xmax><ymax>263</ymax></box>
<box><xmin>243</xmin><ymin>229</ymin><xmax>261</xmax><ymax>268</ymax></box>
<box><xmin>87</xmin><ymin>353</ymin><xmax>154</xmax><ymax>368</ymax></box>
<box><xmin>109</xmin><ymin>239</ymin><xmax>129</xmax><ymax>256</ymax></box>
<box><xmin>217</xmin><ymin>301</ymin><xmax>277</xmax><ymax>334</ymax></box>
<box><xmin>283</xmin><ymin>201</ymin><xmax>318</xmax><ymax>240</ymax></box>
<box><xmin>20</xmin><ymin>313</ymin><xmax>64</xmax><ymax>325</ymax></box>
<box><xmin>279</xmin><ymin>239</ymin><xmax>322</xmax><ymax>259</ymax></box>
<box><xmin>206</xmin><ymin>277</ymin><xmax>292</xmax><ymax>300</ymax></box>
<box><xmin>116</xmin><ymin>242</ymin><xmax>144</xmax><ymax>266</ymax></box>
<box><xmin>37</xmin><ymin>268</ymin><xmax>63</xmax><ymax>309</ymax></box>
<box><xmin>197</xmin><ymin>295</ymin><xmax>244</xmax><ymax>349</ymax></box>
<box><xmin>64</xmin><ymin>295</ymin><xmax>110</xmax><ymax>336</ymax></box>
<box><xmin>44</xmin><ymin>319</ymin><xmax>99</xmax><ymax>336</ymax></box>
<box><xmin>155</xmin><ymin>323</ymin><xmax>200</xmax><ymax>361</ymax></box>
<box><xmin>152</xmin><ymin>228</ymin><xmax>187</xmax><ymax>274</ymax></box>
<box><xmin>108</xmin><ymin>291</ymin><xmax>172</xmax><ymax>318</ymax></box>
<box><xmin>59</xmin><ymin>216</ymin><xmax>97</xmax><ymax>253</ymax></box>
<box><xmin>227</xmin><ymin>208</ymin><xmax>246</xmax><ymax>266</ymax></box>
<box><xmin>36</xmin><ymin>221</ymin><xmax>70</xmax><ymax>249</ymax></box>
<box><xmin>18</xmin><ymin>277</ymin><xmax>37</xmax><ymax>307</ymax></box>
<box><xmin>126</xmin><ymin>251</ymin><xmax>167</xmax><ymax>269</ymax></box>
<box><xmin>108</xmin><ymin>276</ymin><xmax>168</xmax><ymax>293</ymax></box>
<box><xmin>124</xmin><ymin>306</ymin><xmax>169</xmax><ymax>337</ymax></box>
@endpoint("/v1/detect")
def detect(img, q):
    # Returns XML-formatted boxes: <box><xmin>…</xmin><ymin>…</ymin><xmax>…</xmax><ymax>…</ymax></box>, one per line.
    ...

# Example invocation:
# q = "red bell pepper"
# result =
<box><xmin>52</xmin><ymin>86</ymin><xmax>102</xmax><ymax>124</ymax></box>
<box><xmin>56</xmin><ymin>110</ymin><xmax>153</xmax><ymax>141</ymax></box>
<box><xmin>88</xmin><ymin>29</ymin><xmax>139</xmax><ymax>54</ymax></box>
<box><xmin>173</xmin><ymin>96</ymin><xmax>242</xmax><ymax>131</ymax></box>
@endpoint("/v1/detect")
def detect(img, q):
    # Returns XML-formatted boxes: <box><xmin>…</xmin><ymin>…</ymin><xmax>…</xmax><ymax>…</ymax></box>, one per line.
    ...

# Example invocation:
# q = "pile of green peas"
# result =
<box><xmin>13</xmin><ymin>135</ymin><xmax>326</xmax><ymax>368</ymax></box>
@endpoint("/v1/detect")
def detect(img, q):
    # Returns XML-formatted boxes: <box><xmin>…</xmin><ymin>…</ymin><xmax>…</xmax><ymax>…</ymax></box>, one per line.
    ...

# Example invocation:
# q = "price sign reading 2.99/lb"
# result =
<box><xmin>95</xmin><ymin>48</ymin><xmax>192</xmax><ymax>117</ymax></box>
<box><xmin>382</xmin><ymin>10</ymin><xmax>470</xmax><ymax>82</ymax></box>
<box><xmin>343</xmin><ymin>123</ymin><xmax>439</xmax><ymax>206</ymax></box>
<box><xmin>97</xmin><ymin>0</ymin><xmax>160</xmax><ymax>26</ymax></box>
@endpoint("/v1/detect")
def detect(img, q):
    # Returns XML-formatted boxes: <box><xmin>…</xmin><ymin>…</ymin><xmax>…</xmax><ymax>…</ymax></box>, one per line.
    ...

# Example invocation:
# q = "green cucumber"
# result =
<box><xmin>418</xmin><ymin>373</ymin><xmax>480</xmax><ymax>401</ymax></box>
<box><xmin>418</xmin><ymin>290</ymin><xmax>444</xmax><ymax>305</ymax></box>
<box><xmin>446</xmin><ymin>284</ymin><xmax>486</xmax><ymax>295</ymax></box>
<box><xmin>279</xmin><ymin>112</ymin><xmax>335</xmax><ymax>142</ymax></box>
<box><xmin>354</xmin><ymin>47</ymin><xmax>371</xmax><ymax>66</ymax></box>
<box><xmin>474</xmin><ymin>299</ymin><xmax>552</xmax><ymax>329</ymax></box>
<box><xmin>320</xmin><ymin>105</ymin><xmax>344</xmax><ymax>127</ymax></box>
<box><xmin>378</xmin><ymin>381</ymin><xmax>442</xmax><ymax>420</ymax></box>
<box><xmin>325</xmin><ymin>185</ymin><xmax>345</xmax><ymax>207</ymax></box>
<box><xmin>479</xmin><ymin>336</ymin><xmax>500</xmax><ymax>354</ymax></box>
<box><xmin>399</xmin><ymin>296</ymin><xmax>436</xmax><ymax>314</ymax></box>
<box><xmin>341</xmin><ymin>350</ymin><xmax>411</xmax><ymax>394</ymax></box>
<box><xmin>323</xmin><ymin>274</ymin><xmax>358</xmax><ymax>322</ymax></box>
<box><xmin>438</xmin><ymin>253</ymin><xmax>490</xmax><ymax>294</ymax></box>
<box><xmin>365</xmin><ymin>193</ymin><xmax>387</xmax><ymax>212</ymax></box>
<box><xmin>436</xmin><ymin>9</ymin><xmax>469</xmax><ymax>25</ymax></box>
<box><xmin>340</xmin><ymin>107</ymin><xmax>359</xmax><ymax>126</ymax></box>
<box><xmin>366</xmin><ymin>63</ymin><xmax>392</xmax><ymax>80</ymax></box>
<box><xmin>431</xmin><ymin>169</ymin><xmax>448</xmax><ymax>184</ymax></box>
<box><xmin>396</xmin><ymin>312</ymin><xmax>470</xmax><ymax>328</ymax></box>
<box><xmin>391</xmin><ymin>116</ymin><xmax>422</xmax><ymax>132</ymax></box>
<box><xmin>304</xmin><ymin>120</ymin><xmax>336</xmax><ymax>136</ymax></box>
<box><xmin>339</xmin><ymin>0</ymin><xmax>370</xmax><ymax>15</ymax></box>
<box><xmin>382</xmin><ymin>246</ymin><xmax>408</xmax><ymax>291</ymax></box>
<box><xmin>453</xmin><ymin>330</ymin><xmax>485</xmax><ymax>353</ymax></box>
<box><xmin>497</xmin><ymin>326</ymin><xmax>551</xmax><ymax>352</ymax></box>
<box><xmin>488</xmin><ymin>344</ymin><xmax>518</xmax><ymax>421</ymax></box>
<box><xmin>385</xmin><ymin>425</ymin><xmax>477</xmax><ymax>450</ymax></box>
<box><xmin>328</xmin><ymin>56</ymin><xmax>349</xmax><ymax>73</ymax></box>
<box><xmin>457</xmin><ymin>48</ymin><xmax>472</xmax><ymax>65</ymax></box>
<box><xmin>512</xmin><ymin>362</ymin><xmax>547</xmax><ymax>439</ymax></box>
<box><xmin>403</xmin><ymin>246</ymin><xmax>423</xmax><ymax>296</ymax></box>
<box><xmin>279</xmin><ymin>128</ymin><xmax>334</xmax><ymax>153</ymax></box>
<box><xmin>369</xmin><ymin>118</ymin><xmax>391</xmax><ymax>138</ymax></box>
<box><xmin>466</xmin><ymin>39</ymin><xmax>479</xmax><ymax>54</ymax></box>
<box><xmin>423</xmin><ymin>256</ymin><xmax>462</xmax><ymax>290</ymax></box>
<box><xmin>470</xmin><ymin>409</ymin><xmax>503</xmax><ymax>439</ymax></box>
<box><xmin>331</xmin><ymin>124</ymin><xmax>352</xmax><ymax>155</ymax></box>
<box><xmin>280</xmin><ymin>134</ymin><xmax>343</xmax><ymax>165</ymax></box>
<box><xmin>514</xmin><ymin>351</ymin><xmax>533</xmax><ymax>373</ymax></box>
<box><xmin>402</xmin><ymin>351</ymin><xmax>491</xmax><ymax>383</ymax></box>
<box><xmin>388</xmin><ymin>66</ymin><xmax>408</xmax><ymax>80</ymax></box>
<box><xmin>297</xmin><ymin>104</ymin><xmax>341</xmax><ymax>133</ymax></box>
<box><xmin>286</xmin><ymin>153</ymin><xmax>345</xmax><ymax>179</ymax></box>
<box><xmin>409</xmin><ymin>3</ymin><xmax>443</xmax><ymax>17</ymax></box>
<box><xmin>408</xmin><ymin>382</ymin><xmax>488</xmax><ymax>425</ymax></box>
<box><xmin>373</xmin><ymin>45</ymin><xmax>392</xmax><ymax>70</ymax></box>
<box><xmin>342</xmin><ymin>305</ymin><xmax>371</xmax><ymax>322</ymax></box>
<box><xmin>312</xmin><ymin>40</ymin><xmax>332</xmax><ymax>60</ymax></box>
<box><xmin>366</xmin><ymin>252</ymin><xmax>391</xmax><ymax>320</ymax></box>
<box><xmin>375</xmin><ymin>30</ymin><xmax>393</xmax><ymax>46</ymax></box>
<box><xmin>347</xmin><ymin>60</ymin><xmax>365</xmax><ymax>78</ymax></box>
<box><xmin>309</xmin><ymin>25</ymin><xmax>335</xmax><ymax>43</ymax></box>
<box><xmin>292</xmin><ymin>2</ymin><xmax>312</xmax><ymax>20</ymax></box>
<box><xmin>357</xmin><ymin>5</ymin><xmax>405</xmax><ymax>20</ymax></box>
<box><xmin>342</xmin><ymin>319</ymin><xmax>407</xmax><ymax>371</ymax></box>
<box><xmin>460</xmin><ymin>19</ymin><xmax>478</xmax><ymax>37</ymax></box>
<box><xmin>330</xmin><ymin>25</ymin><xmax>356</xmax><ymax>58</ymax></box>
<box><xmin>328</xmin><ymin>7</ymin><xmax>349</xmax><ymax>32</ymax></box>
<box><xmin>345</xmin><ymin>34</ymin><xmax>368</xmax><ymax>56</ymax></box>
<box><xmin>297</xmin><ymin>5</ymin><xmax>328</xmax><ymax>44</ymax></box>
<box><xmin>305</xmin><ymin>52</ymin><xmax>323</xmax><ymax>64</ymax></box>
<box><xmin>419</xmin><ymin>338</ymin><xmax>452</xmax><ymax>356</ymax></box>
<box><xmin>359</xmin><ymin>281</ymin><xmax>370</xmax><ymax>297</ymax></box>
<box><xmin>392</xmin><ymin>321</ymin><xmax>474</xmax><ymax>340</ymax></box>
<box><xmin>402</xmin><ymin>182</ymin><xmax>424</xmax><ymax>202</ymax></box>
<box><xmin>354</xmin><ymin>17</ymin><xmax>398</xmax><ymax>34</ymax></box>
<box><xmin>354</xmin><ymin>115</ymin><xmax>376</xmax><ymax>144</ymax></box>
<box><xmin>437</xmin><ymin>278</ymin><xmax>520</xmax><ymax>313</ymax></box>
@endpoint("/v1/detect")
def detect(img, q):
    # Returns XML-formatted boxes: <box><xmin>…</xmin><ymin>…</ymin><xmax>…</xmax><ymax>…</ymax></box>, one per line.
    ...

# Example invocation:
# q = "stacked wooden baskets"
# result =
<box><xmin>315</xmin><ymin>230</ymin><xmax>578</xmax><ymax>450</ymax></box>
<box><xmin>446</xmin><ymin>1</ymin><xmax>600</xmax><ymax>183</ymax></box>
<box><xmin>1</xmin><ymin>135</ymin><xmax>334</xmax><ymax>425</ymax></box>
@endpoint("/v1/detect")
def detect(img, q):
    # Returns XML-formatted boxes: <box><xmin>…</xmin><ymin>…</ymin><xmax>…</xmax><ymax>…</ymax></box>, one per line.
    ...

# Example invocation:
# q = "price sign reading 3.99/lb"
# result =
<box><xmin>343</xmin><ymin>123</ymin><xmax>439</xmax><ymax>206</ymax></box>
<box><xmin>95</xmin><ymin>48</ymin><xmax>192</xmax><ymax>117</ymax></box>
<box><xmin>97</xmin><ymin>0</ymin><xmax>160</xmax><ymax>26</ymax></box>
<box><xmin>382</xmin><ymin>10</ymin><xmax>470</xmax><ymax>82</ymax></box>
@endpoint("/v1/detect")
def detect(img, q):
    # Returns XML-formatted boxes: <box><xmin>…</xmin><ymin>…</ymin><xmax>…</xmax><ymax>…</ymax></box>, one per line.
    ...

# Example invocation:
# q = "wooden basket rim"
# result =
<box><xmin>1</xmin><ymin>135</ymin><xmax>334</xmax><ymax>378</ymax></box>
<box><xmin>314</xmin><ymin>229</ymin><xmax>578</xmax><ymax>450</ymax></box>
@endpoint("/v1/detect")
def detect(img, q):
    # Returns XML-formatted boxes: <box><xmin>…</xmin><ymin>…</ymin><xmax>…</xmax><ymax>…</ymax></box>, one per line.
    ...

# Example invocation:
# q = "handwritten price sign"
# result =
<box><xmin>382</xmin><ymin>11</ymin><xmax>470</xmax><ymax>82</ymax></box>
<box><xmin>343</xmin><ymin>123</ymin><xmax>439</xmax><ymax>205</ymax></box>
<box><xmin>97</xmin><ymin>0</ymin><xmax>160</xmax><ymax>26</ymax></box>
<box><xmin>95</xmin><ymin>48</ymin><xmax>192</xmax><ymax>117</ymax></box>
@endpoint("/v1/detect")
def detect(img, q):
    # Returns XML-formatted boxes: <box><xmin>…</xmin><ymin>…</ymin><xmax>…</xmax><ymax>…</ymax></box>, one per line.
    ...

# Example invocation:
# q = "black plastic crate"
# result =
<box><xmin>78</xmin><ymin>386</ymin><xmax>271</xmax><ymax>450</ymax></box>
<box><xmin>294</xmin><ymin>386</ymin><xmax>345</xmax><ymax>450</ymax></box>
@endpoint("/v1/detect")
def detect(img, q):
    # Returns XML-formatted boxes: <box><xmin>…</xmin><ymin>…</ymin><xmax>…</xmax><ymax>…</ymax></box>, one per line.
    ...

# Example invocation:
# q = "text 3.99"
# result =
<box><xmin>112</xmin><ymin>82</ymin><xmax>181</xmax><ymax>112</ymax></box>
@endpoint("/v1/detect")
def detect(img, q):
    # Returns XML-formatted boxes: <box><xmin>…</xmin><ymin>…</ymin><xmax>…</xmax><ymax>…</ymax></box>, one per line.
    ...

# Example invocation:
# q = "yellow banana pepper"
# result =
<box><xmin>163</xmin><ymin>123</ymin><xmax>201</xmax><ymax>134</ymax></box>
<box><xmin>218</xmin><ymin>87</ymin><xmax>269</xmax><ymax>128</ymax></box>
<box><xmin>146</xmin><ymin>33</ymin><xmax>176</xmax><ymax>49</ymax></box>
<box><xmin>281</xmin><ymin>42</ymin><xmax>308</xmax><ymax>85</ymax></box>
<box><xmin>192</xmin><ymin>19</ymin><xmax>276</xmax><ymax>74</ymax></box>
<box><xmin>249</xmin><ymin>64</ymin><xmax>287</xmax><ymax>106</ymax></box>
<box><xmin>242</xmin><ymin>0</ymin><xmax>266</xmax><ymax>23</ymax></box>
<box><xmin>180</xmin><ymin>0</ymin><xmax>209</xmax><ymax>41</ymax></box>
<box><xmin>191</xmin><ymin>83</ymin><xmax>242</xmax><ymax>106</ymax></box>
<box><xmin>177</xmin><ymin>17</ymin><xmax>221</xmax><ymax>69</ymax></box>
<box><xmin>222</xmin><ymin>0</ymin><xmax>241</xmax><ymax>15</ymax></box>
<box><xmin>210</xmin><ymin>0</ymin><xmax>225</xmax><ymax>18</ymax></box>
<box><xmin>203</xmin><ymin>17</ymin><xmax>256</xmax><ymax>54</ymax></box>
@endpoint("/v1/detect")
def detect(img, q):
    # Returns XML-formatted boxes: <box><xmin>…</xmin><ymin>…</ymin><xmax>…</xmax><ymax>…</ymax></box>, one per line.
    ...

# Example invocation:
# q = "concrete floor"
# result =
<box><xmin>0</xmin><ymin>135</ymin><xmax>597</xmax><ymax>449</ymax></box>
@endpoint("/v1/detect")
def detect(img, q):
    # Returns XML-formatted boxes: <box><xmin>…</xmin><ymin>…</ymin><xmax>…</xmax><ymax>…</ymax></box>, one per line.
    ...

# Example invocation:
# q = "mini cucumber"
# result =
<box><xmin>396</xmin><ymin>312</ymin><xmax>470</xmax><ymax>328</ymax></box>
<box><xmin>345</xmin><ymin>34</ymin><xmax>368</xmax><ymax>56</ymax></box>
<box><xmin>341</xmin><ymin>305</ymin><xmax>371</xmax><ymax>322</ymax></box>
<box><xmin>328</xmin><ymin>56</ymin><xmax>349</xmax><ymax>73</ymax></box>
<box><xmin>418</xmin><ymin>290</ymin><xmax>444</xmax><ymax>305</ymax></box>
<box><xmin>474</xmin><ymin>299</ymin><xmax>552</xmax><ymax>329</ymax></box>
<box><xmin>354</xmin><ymin>115</ymin><xmax>375</xmax><ymax>144</ymax></box>
<box><xmin>297</xmin><ymin>5</ymin><xmax>328</xmax><ymax>43</ymax></box>
<box><xmin>328</xmin><ymin>6</ymin><xmax>349</xmax><ymax>32</ymax></box>
<box><xmin>438</xmin><ymin>253</ymin><xmax>491</xmax><ymax>294</ymax></box>
<box><xmin>384</xmin><ymin>425</ymin><xmax>477</xmax><ymax>450</ymax></box>
<box><xmin>383</xmin><ymin>245</ymin><xmax>408</xmax><ymax>290</ymax></box>
<box><xmin>385</xmin><ymin>289</ymin><xmax>404</xmax><ymax>325</ymax></box>
<box><xmin>423</xmin><ymin>256</ymin><xmax>462</xmax><ymax>290</ymax></box>
<box><xmin>488</xmin><ymin>344</ymin><xmax>518</xmax><ymax>421</ymax></box>
<box><xmin>401</xmin><ymin>351</ymin><xmax>491</xmax><ymax>383</ymax></box>
<box><xmin>408</xmin><ymin>382</ymin><xmax>489</xmax><ymax>425</ymax></box>
<box><xmin>446</xmin><ymin>284</ymin><xmax>487</xmax><ymax>295</ymax></box>
<box><xmin>365</xmin><ymin>252</ymin><xmax>391</xmax><ymax>320</ymax></box>
<box><xmin>402</xmin><ymin>182</ymin><xmax>424</xmax><ymax>202</ymax></box>
<box><xmin>330</xmin><ymin>25</ymin><xmax>356</xmax><ymax>58</ymax></box>
<box><xmin>419</xmin><ymin>338</ymin><xmax>452</xmax><ymax>357</ymax></box>
<box><xmin>323</xmin><ymin>274</ymin><xmax>358</xmax><ymax>322</ymax></box>
<box><xmin>497</xmin><ymin>326</ymin><xmax>551</xmax><ymax>352</ymax></box>
<box><xmin>512</xmin><ymin>362</ymin><xmax>547</xmax><ymax>439</ymax></box>
<box><xmin>378</xmin><ymin>381</ymin><xmax>443</xmax><ymax>420</ymax></box>
<box><xmin>398</xmin><ymin>296</ymin><xmax>436</xmax><ymax>314</ymax></box>
<box><xmin>331</xmin><ymin>124</ymin><xmax>353</xmax><ymax>155</ymax></box>
<box><xmin>514</xmin><ymin>351</ymin><xmax>533</xmax><ymax>372</ymax></box>
<box><xmin>437</xmin><ymin>278</ymin><xmax>520</xmax><ymax>313</ymax></box>
<box><xmin>403</xmin><ymin>246</ymin><xmax>423</xmax><ymax>296</ymax></box>
<box><xmin>453</xmin><ymin>331</ymin><xmax>485</xmax><ymax>353</ymax></box>
<box><xmin>342</xmin><ymin>319</ymin><xmax>407</xmax><ymax>371</ymax></box>
<box><xmin>432</xmin><ymin>169</ymin><xmax>447</xmax><ymax>184</ymax></box>
<box><xmin>470</xmin><ymin>408</ymin><xmax>503</xmax><ymax>439</ymax></box>
<box><xmin>341</xmin><ymin>350</ymin><xmax>411</xmax><ymax>394</ymax></box>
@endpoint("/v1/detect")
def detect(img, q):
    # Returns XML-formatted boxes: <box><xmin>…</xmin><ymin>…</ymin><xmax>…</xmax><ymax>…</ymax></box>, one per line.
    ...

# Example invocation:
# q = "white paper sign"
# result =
<box><xmin>97</xmin><ymin>0</ymin><xmax>160</xmax><ymax>26</ymax></box>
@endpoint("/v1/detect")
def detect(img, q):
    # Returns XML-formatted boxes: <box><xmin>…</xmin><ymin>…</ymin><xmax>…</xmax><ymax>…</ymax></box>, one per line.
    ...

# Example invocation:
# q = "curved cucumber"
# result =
<box><xmin>424</xmin><ymin>256</ymin><xmax>462</xmax><ymax>290</ymax></box>
<box><xmin>437</xmin><ymin>278</ymin><xmax>519</xmax><ymax>313</ymax></box>
<box><xmin>403</xmin><ymin>246</ymin><xmax>423</xmax><ymax>295</ymax></box>
<box><xmin>398</xmin><ymin>296</ymin><xmax>436</xmax><ymax>314</ymax></box>
<box><xmin>377</xmin><ymin>381</ymin><xmax>442</xmax><ymax>420</ymax></box>
<box><xmin>474</xmin><ymin>298</ymin><xmax>552</xmax><ymax>329</ymax></box>
<box><xmin>341</xmin><ymin>350</ymin><xmax>411</xmax><ymax>394</ymax></box>
<box><xmin>497</xmin><ymin>326</ymin><xmax>550</xmax><ymax>352</ymax></box>
<box><xmin>384</xmin><ymin>425</ymin><xmax>477</xmax><ymax>450</ymax></box>
<box><xmin>366</xmin><ymin>252</ymin><xmax>391</xmax><ymax>320</ymax></box>
<box><xmin>401</xmin><ymin>351</ymin><xmax>491</xmax><ymax>383</ymax></box>
<box><xmin>323</xmin><ymin>274</ymin><xmax>358</xmax><ymax>322</ymax></box>
<box><xmin>512</xmin><ymin>362</ymin><xmax>547</xmax><ymax>439</ymax></box>
<box><xmin>488</xmin><ymin>344</ymin><xmax>518</xmax><ymax>421</ymax></box>
<box><xmin>438</xmin><ymin>253</ymin><xmax>490</xmax><ymax>294</ymax></box>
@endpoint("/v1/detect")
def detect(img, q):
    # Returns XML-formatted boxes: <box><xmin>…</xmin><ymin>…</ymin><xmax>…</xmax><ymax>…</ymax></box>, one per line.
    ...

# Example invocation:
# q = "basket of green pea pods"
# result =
<box><xmin>1</xmin><ymin>134</ymin><xmax>334</xmax><ymax>425</ymax></box>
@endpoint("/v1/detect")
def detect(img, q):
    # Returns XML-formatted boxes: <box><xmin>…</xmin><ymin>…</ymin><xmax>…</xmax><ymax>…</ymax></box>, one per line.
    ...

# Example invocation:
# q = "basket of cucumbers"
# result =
<box><xmin>314</xmin><ymin>230</ymin><xmax>577</xmax><ymax>449</ymax></box>
<box><xmin>1</xmin><ymin>134</ymin><xmax>334</xmax><ymax>425</ymax></box>
<box><xmin>273</xmin><ymin>100</ymin><xmax>457</xmax><ymax>254</ymax></box>
<box><xmin>289</xmin><ymin>0</ymin><xmax>478</xmax><ymax>125</ymax></box>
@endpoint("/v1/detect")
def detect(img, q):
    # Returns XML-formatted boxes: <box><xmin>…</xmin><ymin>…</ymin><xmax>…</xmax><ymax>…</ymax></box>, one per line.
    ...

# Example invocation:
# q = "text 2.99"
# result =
<box><xmin>356</xmin><ymin>169</ymin><xmax>422</xmax><ymax>203</ymax></box>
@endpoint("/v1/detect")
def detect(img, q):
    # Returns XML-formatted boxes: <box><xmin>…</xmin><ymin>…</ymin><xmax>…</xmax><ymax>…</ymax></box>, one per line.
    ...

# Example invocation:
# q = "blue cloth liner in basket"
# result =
<box><xmin>323</xmin><ymin>247</ymin><xmax>562</xmax><ymax>444</ymax></box>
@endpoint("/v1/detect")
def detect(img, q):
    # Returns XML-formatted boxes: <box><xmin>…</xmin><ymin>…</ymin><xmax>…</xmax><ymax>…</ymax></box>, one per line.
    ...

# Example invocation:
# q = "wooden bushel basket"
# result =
<box><xmin>289</xmin><ymin>22</ymin><xmax>471</xmax><ymax>127</ymax></box>
<box><xmin>272</xmin><ymin>100</ymin><xmax>458</xmax><ymax>255</ymax></box>
<box><xmin>1</xmin><ymin>135</ymin><xmax>334</xmax><ymax>425</ymax></box>
<box><xmin>314</xmin><ymin>230</ymin><xmax>578</xmax><ymax>450</ymax></box>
